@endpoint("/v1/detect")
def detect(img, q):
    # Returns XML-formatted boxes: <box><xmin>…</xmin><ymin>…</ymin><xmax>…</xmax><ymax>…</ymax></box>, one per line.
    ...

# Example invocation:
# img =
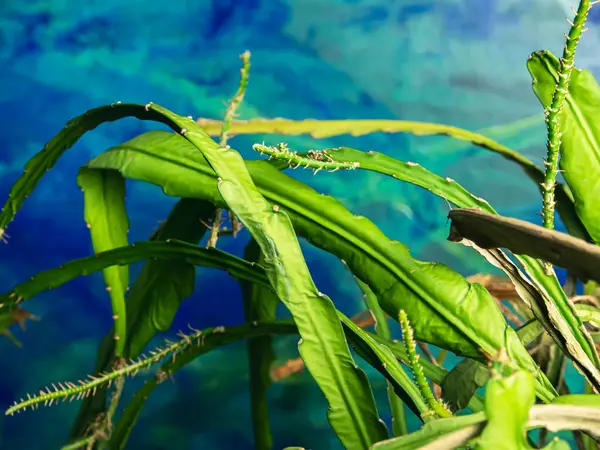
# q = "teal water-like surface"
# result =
<box><xmin>1</xmin><ymin>0</ymin><xmax>599</xmax><ymax>448</ymax></box>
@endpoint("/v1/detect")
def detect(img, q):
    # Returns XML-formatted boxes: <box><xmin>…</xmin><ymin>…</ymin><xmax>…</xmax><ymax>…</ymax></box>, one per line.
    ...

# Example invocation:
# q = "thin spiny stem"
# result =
<box><xmin>208</xmin><ymin>51</ymin><xmax>252</xmax><ymax>248</ymax></box>
<box><xmin>5</xmin><ymin>325</ymin><xmax>226</xmax><ymax>415</ymax></box>
<box><xmin>541</xmin><ymin>0</ymin><xmax>591</xmax><ymax>243</ymax></box>
<box><xmin>399</xmin><ymin>310</ymin><xmax>451</xmax><ymax>419</ymax></box>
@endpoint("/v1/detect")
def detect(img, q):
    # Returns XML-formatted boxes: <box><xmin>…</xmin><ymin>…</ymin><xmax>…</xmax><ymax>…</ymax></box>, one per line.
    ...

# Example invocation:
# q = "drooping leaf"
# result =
<box><xmin>447</xmin><ymin>208</ymin><xmax>600</xmax><ymax>389</ymax></box>
<box><xmin>84</xmin><ymin>130</ymin><xmax>554</xmax><ymax>401</ymax></box>
<box><xmin>441</xmin><ymin>359</ymin><xmax>490</xmax><ymax>413</ymax></box>
<box><xmin>528</xmin><ymin>50</ymin><xmax>600</xmax><ymax>244</ymax></box>
<box><xmin>77</xmin><ymin>168</ymin><xmax>129</xmax><ymax>356</ymax></box>
<box><xmin>447</xmin><ymin>208</ymin><xmax>600</xmax><ymax>284</ymax></box>
<box><xmin>240</xmin><ymin>238</ymin><xmax>279</xmax><ymax>450</ymax></box>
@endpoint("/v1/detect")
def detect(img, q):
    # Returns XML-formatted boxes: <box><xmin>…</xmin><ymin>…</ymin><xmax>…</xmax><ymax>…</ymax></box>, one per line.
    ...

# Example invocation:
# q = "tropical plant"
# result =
<box><xmin>3</xmin><ymin>1</ymin><xmax>600</xmax><ymax>449</ymax></box>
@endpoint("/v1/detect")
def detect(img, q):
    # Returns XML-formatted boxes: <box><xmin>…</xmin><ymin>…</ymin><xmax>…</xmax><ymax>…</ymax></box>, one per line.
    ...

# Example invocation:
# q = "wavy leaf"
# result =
<box><xmin>528</xmin><ymin>50</ymin><xmax>600</xmax><ymax>243</ymax></box>
<box><xmin>84</xmin><ymin>130</ymin><xmax>554</xmax><ymax>401</ymax></box>
<box><xmin>300</xmin><ymin>146</ymin><xmax>598</xmax><ymax>394</ymax></box>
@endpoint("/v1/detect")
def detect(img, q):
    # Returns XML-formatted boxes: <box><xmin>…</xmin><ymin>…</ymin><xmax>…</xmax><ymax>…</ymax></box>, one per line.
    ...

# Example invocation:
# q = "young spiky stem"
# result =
<box><xmin>208</xmin><ymin>50</ymin><xmax>252</xmax><ymax>248</ymax></box>
<box><xmin>398</xmin><ymin>310</ymin><xmax>452</xmax><ymax>419</ymax></box>
<box><xmin>541</xmin><ymin>0</ymin><xmax>591</xmax><ymax>237</ymax></box>
<box><xmin>252</xmin><ymin>143</ymin><xmax>360</xmax><ymax>174</ymax></box>
<box><xmin>5</xmin><ymin>326</ymin><xmax>226</xmax><ymax>415</ymax></box>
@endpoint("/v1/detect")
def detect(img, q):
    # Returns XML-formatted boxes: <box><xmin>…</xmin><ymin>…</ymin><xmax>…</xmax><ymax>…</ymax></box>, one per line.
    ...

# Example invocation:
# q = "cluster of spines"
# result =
<box><xmin>5</xmin><ymin>324</ymin><xmax>227</xmax><ymax>416</ymax></box>
<box><xmin>253</xmin><ymin>143</ymin><xmax>360</xmax><ymax>174</ymax></box>
<box><xmin>398</xmin><ymin>310</ymin><xmax>452</xmax><ymax>419</ymax></box>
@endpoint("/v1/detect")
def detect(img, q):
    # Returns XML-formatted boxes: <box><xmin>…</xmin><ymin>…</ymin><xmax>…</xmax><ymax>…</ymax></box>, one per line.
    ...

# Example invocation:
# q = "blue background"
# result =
<box><xmin>1</xmin><ymin>0</ymin><xmax>599</xmax><ymax>448</ymax></box>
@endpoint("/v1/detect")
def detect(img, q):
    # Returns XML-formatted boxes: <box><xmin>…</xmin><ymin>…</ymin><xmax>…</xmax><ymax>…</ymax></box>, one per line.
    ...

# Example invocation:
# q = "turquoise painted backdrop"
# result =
<box><xmin>1</xmin><ymin>0</ymin><xmax>599</xmax><ymax>448</ymax></box>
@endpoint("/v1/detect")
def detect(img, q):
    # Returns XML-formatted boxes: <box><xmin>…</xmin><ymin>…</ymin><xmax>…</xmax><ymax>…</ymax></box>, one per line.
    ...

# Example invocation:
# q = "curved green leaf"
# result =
<box><xmin>70</xmin><ymin>199</ymin><xmax>215</xmax><ymax>438</ymax></box>
<box><xmin>528</xmin><ymin>50</ymin><xmax>600</xmax><ymax>243</ymax></box>
<box><xmin>199</xmin><ymin>118</ymin><xmax>586</xmax><ymax>240</ymax></box>
<box><xmin>299</xmin><ymin>146</ymin><xmax>597</xmax><ymax>394</ymax></box>
<box><xmin>0</xmin><ymin>239</ymin><xmax>269</xmax><ymax>308</ymax></box>
<box><xmin>151</xmin><ymin>103</ymin><xmax>389</xmax><ymax>448</ymax></box>
<box><xmin>256</xmin><ymin>143</ymin><xmax>599</xmax><ymax>393</ymax></box>
<box><xmin>76</xmin><ymin>168</ymin><xmax>129</xmax><ymax>356</ymax></box>
<box><xmin>370</xmin><ymin>413</ymin><xmax>486</xmax><ymax>450</ymax></box>
<box><xmin>85</xmin><ymin>130</ymin><xmax>554</xmax><ymax>402</ymax></box>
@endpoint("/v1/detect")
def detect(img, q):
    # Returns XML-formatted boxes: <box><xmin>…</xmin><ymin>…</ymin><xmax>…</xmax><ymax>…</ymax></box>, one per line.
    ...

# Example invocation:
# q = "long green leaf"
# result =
<box><xmin>151</xmin><ymin>103</ymin><xmax>389</xmax><ymax>448</ymax></box>
<box><xmin>76</xmin><ymin>168</ymin><xmax>129</xmax><ymax>356</ymax></box>
<box><xmin>241</xmin><ymin>238</ymin><xmax>279</xmax><ymax>450</ymax></box>
<box><xmin>288</xmin><ymin>145</ymin><xmax>597</xmax><ymax>394</ymax></box>
<box><xmin>199</xmin><ymin>118</ymin><xmax>586</xmax><ymax>240</ymax></box>
<box><xmin>84</xmin><ymin>130</ymin><xmax>554</xmax><ymax>402</ymax></box>
<box><xmin>528</xmin><ymin>50</ymin><xmax>600</xmax><ymax>243</ymax></box>
<box><xmin>0</xmin><ymin>239</ymin><xmax>269</xmax><ymax>309</ymax></box>
<box><xmin>370</xmin><ymin>413</ymin><xmax>486</xmax><ymax>450</ymax></box>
